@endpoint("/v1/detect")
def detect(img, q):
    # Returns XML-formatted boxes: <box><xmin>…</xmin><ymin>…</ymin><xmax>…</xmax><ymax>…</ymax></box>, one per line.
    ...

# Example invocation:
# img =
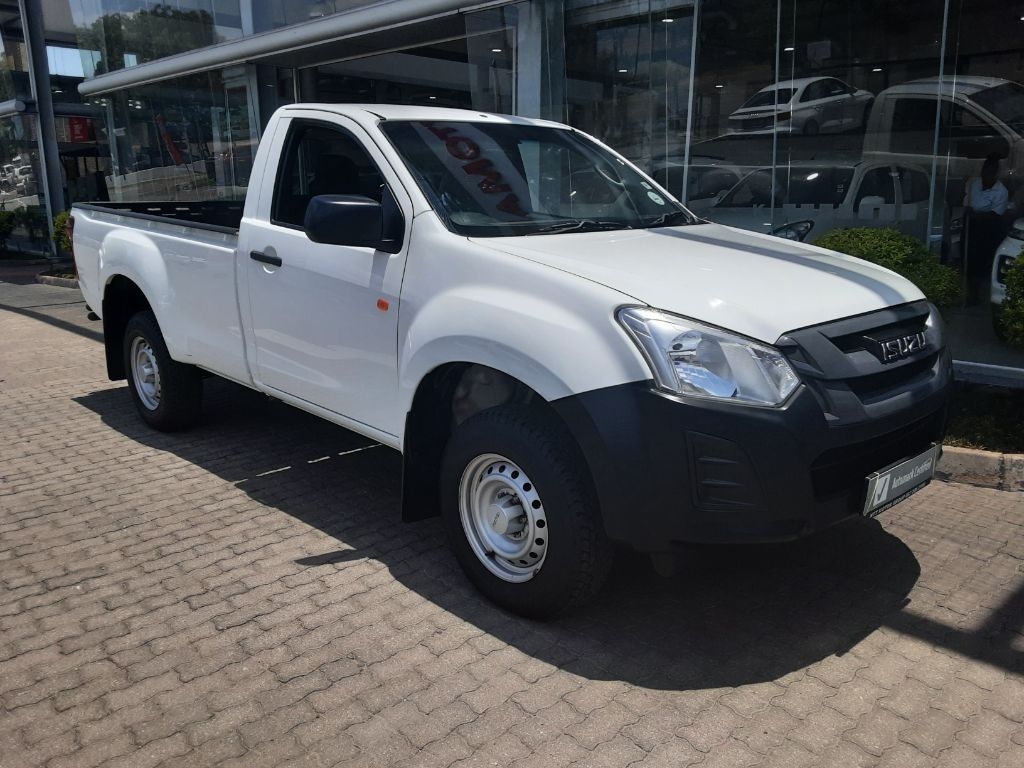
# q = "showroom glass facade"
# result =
<box><xmin>4</xmin><ymin>0</ymin><xmax>1021</xmax><ymax>371</ymax></box>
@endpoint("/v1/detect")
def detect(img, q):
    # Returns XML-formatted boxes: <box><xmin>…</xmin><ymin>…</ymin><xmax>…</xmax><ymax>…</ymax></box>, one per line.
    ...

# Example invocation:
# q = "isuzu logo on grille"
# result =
<box><xmin>876</xmin><ymin>331</ymin><xmax>928</xmax><ymax>363</ymax></box>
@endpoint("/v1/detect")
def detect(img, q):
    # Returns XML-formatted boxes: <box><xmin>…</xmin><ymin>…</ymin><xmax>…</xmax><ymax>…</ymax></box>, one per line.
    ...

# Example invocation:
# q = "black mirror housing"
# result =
<box><xmin>304</xmin><ymin>189</ymin><xmax>404</xmax><ymax>253</ymax></box>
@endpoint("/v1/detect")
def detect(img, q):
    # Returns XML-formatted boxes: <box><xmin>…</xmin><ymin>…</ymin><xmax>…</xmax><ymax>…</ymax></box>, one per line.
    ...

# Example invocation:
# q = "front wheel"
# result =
<box><xmin>440</xmin><ymin>405</ymin><xmax>613</xmax><ymax>618</ymax></box>
<box><xmin>124</xmin><ymin>311</ymin><xmax>202</xmax><ymax>431</ymax></box>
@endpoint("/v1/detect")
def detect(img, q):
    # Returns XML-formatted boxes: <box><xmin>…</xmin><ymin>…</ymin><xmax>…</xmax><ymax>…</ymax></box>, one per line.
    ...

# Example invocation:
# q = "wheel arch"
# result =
<box><xmin>102</xmin><ymin>275</ymin><xmax>154</xmax><ymax>380</ymax></box>
<box><xmin>401</xmin><ymin>361</ymin><xmax>594</xmax><ymax>526</ymax></box>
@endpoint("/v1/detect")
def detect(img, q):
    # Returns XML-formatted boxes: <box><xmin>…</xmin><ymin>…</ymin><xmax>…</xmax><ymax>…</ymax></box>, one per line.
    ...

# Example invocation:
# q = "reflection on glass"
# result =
<box><xmin>688</xmin><ymin>0</ymin><xmax>1022</xmax><ymax>366</ymax></box>
<box><xmin>250</xmin><ymin>1</ymin><xmax>389</xmax><ymax>34</ymax></box>
<box><xmin>0</xmin><ymin>115</ymin><xmax>50</xmax><ymax>254</ymax></box>
<box><xmin>0</xmin><ymin>10</ymin><xmax>31</xmax><ymax>101</ymax></box>
<box><xmin>564</xmin><ymin>1</ymin><xmax>694</xmax><ymax>170</ymax></box>
<box><xmin>297</xmin><ymin>11</ymin><xmax>515</xmax><ymax>113</ymax></box>
<box><xmin>89</xmin><ymin>69</ymin><xmax>256</xmax><ymax>203</ymax></box>
<box><xmin>72</xmin><ymin>1</ymin><xmax>241</xmax><ymax>73</ymax></box>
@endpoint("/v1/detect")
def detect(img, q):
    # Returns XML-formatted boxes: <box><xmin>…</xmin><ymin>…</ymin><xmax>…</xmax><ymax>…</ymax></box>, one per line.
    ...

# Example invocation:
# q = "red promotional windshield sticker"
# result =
<box><xmin>414</xmin><ymin>122</ymin><xmax>532</xmax><ymax>220</ymax></box>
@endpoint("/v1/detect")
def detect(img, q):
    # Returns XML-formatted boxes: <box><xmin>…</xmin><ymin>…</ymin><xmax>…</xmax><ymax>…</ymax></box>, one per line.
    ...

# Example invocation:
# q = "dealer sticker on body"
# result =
<box><xmin>863</xmin><ymin>443</ymin><xmax>941</xmax><ymax>518</ymax></box>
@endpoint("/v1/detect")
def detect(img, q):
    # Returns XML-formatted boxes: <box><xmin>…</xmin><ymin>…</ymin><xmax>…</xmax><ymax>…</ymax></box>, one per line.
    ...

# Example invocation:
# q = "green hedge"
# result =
<box><xmin>53</xmin><ymin>210</ymin><xmax>72</xmax><ymax>254</ymax></box>
<box><xmin>1000</xmin><ymin>252</ymin><xmax>1024</xmax><ymax>347</ymax></box>
<box><xmin>815</xmin><ymin>227</ymin><xmax>961</xmax><ymax>308</ymax></box>
<box><xmin>0</xmin><ymin>209</ymin><xmax>16</xmax><ymax>252</ymax></box>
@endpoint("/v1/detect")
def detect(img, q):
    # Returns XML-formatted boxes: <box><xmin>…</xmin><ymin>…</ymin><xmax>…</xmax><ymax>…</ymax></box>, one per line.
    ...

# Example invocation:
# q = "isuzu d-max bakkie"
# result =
<box><xmin>73</xmin><ymin>105</ymin><xmax>951</xmax><ymax>617</ymax></box>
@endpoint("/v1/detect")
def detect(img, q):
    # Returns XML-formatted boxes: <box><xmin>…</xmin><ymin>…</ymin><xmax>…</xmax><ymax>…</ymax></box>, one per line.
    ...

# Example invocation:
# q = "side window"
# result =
<box><xmin>826</xmin><ymin>79</ymin><xmax>849</xmax><ymax>97</ymax></box>
<box><xmin>720</xmin><ymin>170</ymin><xmax>777</xmax><ymax>208</ymax></box>
<box><xmin>801</xmin><ymin>81</ymin><xmax>825</xmax><ymax>102</ymax></box>
<box><xmin>890</xmin><ymin>98</ymin><xmax>937</xmax><ymax>154</ymax></box>
<box><xmin>898</xmin><ymin>168</ymin><xmax>930</xmax><ymax>203</ymax></box>
<box><xmin>272</xmin><ymin>122</ymin><xmax>384</xmax><ymax>228</ymax></box>
<box><xmin>942</xmin><ymin>105</ymin><xmax>1010</xmax><ymax>159</ymax></box>
<box><xmin>854</xmin><ymin>167</ymin><xmax>896</xmax><ymax>210</ymax></box>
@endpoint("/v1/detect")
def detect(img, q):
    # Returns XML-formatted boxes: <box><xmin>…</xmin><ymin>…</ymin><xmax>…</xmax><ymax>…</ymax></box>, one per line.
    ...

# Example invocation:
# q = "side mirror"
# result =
<box><xmin>304</xmin><ymin>189</ymin><xmax>404</xmax><ymax>253</ymax></box>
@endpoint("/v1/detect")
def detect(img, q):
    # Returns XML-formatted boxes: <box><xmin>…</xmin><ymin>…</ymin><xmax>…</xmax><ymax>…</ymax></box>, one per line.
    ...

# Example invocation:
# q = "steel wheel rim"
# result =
<box><xmin>130</xmin><ymin>336</ymin><xmax>161</xmax><ymax>410</ymax></box>
<box><xmin>458</xmin><ymin>453</ymin><xmax>548</xmax><ymax>583</ymax></box>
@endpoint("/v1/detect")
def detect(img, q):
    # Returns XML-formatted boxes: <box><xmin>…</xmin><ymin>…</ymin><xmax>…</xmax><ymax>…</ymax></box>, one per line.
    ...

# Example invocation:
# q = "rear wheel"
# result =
<box><xmin>440</xmin><ymin>405</ymin><xmax>613</xmax><ymax>618</ymax></box>
<box><xmin>124</xmin><ymin>311</ymin><xmax>202</xmax><ymax>431</ymax></box>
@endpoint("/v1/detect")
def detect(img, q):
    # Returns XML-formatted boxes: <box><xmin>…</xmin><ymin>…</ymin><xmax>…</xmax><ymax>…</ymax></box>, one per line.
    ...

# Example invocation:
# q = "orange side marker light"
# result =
<box><xmin>376</xmin><ymin>298</ymin><xmax>390</xmax><ymax>312</ymax></box>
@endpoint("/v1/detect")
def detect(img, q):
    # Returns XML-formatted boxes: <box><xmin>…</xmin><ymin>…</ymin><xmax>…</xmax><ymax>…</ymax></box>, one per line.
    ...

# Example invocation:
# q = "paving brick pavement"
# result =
<box><xmin>1</xmin><ymin>294</ymin><xmax>1023</xmax><ymax>767</ymax></box>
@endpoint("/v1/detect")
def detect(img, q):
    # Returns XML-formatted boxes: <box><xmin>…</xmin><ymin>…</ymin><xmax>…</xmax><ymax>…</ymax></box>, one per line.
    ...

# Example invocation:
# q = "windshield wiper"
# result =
<box><xmin>641</xmin><ymin>211</ymin><xmax>694</xmax><ymax>228</ymax></box>
<box><xmin>526</xmin><ymin>219</ymin><xmax>632</xmax><ymax>235</ymax></box>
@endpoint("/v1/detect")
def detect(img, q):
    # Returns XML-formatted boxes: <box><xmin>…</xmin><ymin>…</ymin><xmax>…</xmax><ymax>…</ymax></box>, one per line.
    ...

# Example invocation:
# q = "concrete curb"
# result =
<box><xmin>35</xmin><ymin>274</ymin><xmax>78</xmax><ymax>289</ymax></box>
<box><xmin>937</xmin><ymin>445</ymin><xmax>1024</xmax><ymax>491</ymax></box>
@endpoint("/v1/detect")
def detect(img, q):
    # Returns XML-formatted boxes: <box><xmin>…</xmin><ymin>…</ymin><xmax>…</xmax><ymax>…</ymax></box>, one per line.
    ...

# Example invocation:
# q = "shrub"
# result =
<box><xmin>53</xmin><ymin>210</ymin><xmax>72</xmax><ymax>254</ymax></box>
<box><xmin>1000</xmin><ymin>251</ymin><xmax>1024</xmax><ymax>347</ymax></box>
<box><xmin>814</xmin><ymin>227</ymin><xmax>962</xmax><ymax>308</ymax></box>
<box><xmin>0</xmin><ymin>209</ymin><xmax>17</xmax><ymax>252</ymax></box>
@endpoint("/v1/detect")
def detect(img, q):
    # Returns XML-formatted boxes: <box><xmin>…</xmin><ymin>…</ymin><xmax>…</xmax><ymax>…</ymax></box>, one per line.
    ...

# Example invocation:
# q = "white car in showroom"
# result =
<box><xmin>728</xmin><ymin>77</ymin><xmax>874</xmax><ymax>136</ymax></box>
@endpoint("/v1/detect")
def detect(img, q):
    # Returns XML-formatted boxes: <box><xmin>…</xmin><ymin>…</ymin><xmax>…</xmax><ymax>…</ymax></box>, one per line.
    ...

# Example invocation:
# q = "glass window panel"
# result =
<box><xmin>71</xmin><ymin>1</ymin><xmax>243</xmax><ymax>73</ymax></box>
<box><xmin>87</xmin><ymin>67</ymin><xmax>256</xmax><ymax>202</ymax></box>
<box><xmin>272</xmin><ymin>122</ymin><xmax>382</xmax><ymax>227</ymax></box>
<box><xmin>938</xmin><ymin>0</ymin><xmax>1024</xmax><ymax>367</ymax></box>
<box><xmin>295</xmin><ymin>8</ymin><xmax>516</xmax><ymax>113</ymax></box>
<box><xmin>562</xmin><ymin>1</ymin><xmax>694</xmax><ymax>173</ymax></box>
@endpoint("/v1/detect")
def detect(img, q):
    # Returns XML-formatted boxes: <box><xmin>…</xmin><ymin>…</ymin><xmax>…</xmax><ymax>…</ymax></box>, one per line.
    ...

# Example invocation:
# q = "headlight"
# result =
<box><xmin>772</xmin><ymin>220</ymin><xmax>814</xmax><ymax>241</ymax></box>
<box><xmin>617</xmin><ymin>307</ymin><xmax>800</xmax><ymax>406</ymax></box>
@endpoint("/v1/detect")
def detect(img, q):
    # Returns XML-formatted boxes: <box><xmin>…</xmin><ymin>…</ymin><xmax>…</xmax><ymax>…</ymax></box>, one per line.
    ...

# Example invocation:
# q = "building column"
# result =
<box><xmin>515</xmin><ymin>0</ymin><xmax>565</xmax><ymax>121</ymax></box>
<box><xmin>20</xmin><ymin>0</ymin><xmax>65</xmax><ymax>254</ymax></box>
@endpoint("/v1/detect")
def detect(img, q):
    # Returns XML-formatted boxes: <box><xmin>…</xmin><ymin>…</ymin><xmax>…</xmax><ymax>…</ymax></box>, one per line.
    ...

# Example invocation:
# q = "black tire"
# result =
<box><xmin>440</xmin><ymin>405</ymin><xmax>613</xmax><ymax>619</ymax></box>
<box><xmin>123</xmin><ymin>311</ymin><xmax>202</xmax><ymax>431</ymax></box>
<box><xmin>803</xmin><ymin>119</ymin><xmax>820</xmax><ymax>136</ymax></box>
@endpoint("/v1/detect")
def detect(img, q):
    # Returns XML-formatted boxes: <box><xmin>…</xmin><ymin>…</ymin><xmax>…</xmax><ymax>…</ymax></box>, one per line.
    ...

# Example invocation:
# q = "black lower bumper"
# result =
<box><xmin>551</xmin><ymin>375</ymin><xmax>951</xmax><ymax>550</ymax></box>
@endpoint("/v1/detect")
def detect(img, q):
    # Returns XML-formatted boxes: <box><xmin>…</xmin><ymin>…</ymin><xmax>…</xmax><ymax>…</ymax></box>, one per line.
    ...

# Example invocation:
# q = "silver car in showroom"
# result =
<box><xmin>728</xmin><ymin>77</ymin><xmax>874</xmax><ymax>136</ymax></box>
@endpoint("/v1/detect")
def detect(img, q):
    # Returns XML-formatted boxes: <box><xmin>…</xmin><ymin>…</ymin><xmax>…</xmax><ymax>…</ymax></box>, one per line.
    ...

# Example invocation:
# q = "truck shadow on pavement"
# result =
<box><xmin>76</xmin><ymin>378</ymin><xmax>933</xmax><ymax>691</ymax></box>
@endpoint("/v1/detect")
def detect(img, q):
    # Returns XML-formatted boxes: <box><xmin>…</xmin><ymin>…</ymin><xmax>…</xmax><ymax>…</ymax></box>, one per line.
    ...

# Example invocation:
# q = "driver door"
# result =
<box><xmin>240</xmin><ymin>114</ymin><xmax>412</xmax><ymax>438</ymax></box>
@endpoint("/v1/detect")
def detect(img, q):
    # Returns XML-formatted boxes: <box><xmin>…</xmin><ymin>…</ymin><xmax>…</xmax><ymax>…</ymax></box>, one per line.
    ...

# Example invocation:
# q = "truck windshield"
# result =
<box><xmin>380</xmin><ymin>120</ymin><xmax>696</xmax><ymax>236</ymax></box>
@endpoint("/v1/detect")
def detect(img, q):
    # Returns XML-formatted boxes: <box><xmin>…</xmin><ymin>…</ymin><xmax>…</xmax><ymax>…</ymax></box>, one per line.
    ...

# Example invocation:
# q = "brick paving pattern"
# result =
<box><xmin>1</xmin><ymin>293</ymin><xmax>1023</xmax><ymax>767</ymax></box>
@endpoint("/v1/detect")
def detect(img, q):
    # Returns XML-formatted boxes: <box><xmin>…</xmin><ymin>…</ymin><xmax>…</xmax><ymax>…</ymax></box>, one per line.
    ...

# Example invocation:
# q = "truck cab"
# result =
<box><xmin>864</xmin><ymin>76</ymin><xmax>1024</xmax><ymax>183</ymax></box>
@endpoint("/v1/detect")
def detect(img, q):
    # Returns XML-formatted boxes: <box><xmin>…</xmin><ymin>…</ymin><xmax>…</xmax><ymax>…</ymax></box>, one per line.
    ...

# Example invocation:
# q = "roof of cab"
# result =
<box><xmin>878</xmin><ymin>76</ymin><xmax>1014</xmax><ymax>98</ymax></box>
<box><xmin>278</xmin><ymin>103</ymin><xmax>569</xmax><ymax>129</ymax></box>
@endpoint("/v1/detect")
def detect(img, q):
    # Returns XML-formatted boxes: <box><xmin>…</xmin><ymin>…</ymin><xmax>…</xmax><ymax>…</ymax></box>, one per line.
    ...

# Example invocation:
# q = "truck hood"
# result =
<box><xmin>469</xmin><ymin>223</ymin><xmax>924</xmax><ymax>343</ymax></box>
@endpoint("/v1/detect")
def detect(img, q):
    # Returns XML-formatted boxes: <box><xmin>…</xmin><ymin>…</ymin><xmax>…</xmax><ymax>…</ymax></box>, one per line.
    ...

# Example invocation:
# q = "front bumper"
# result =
<box><xmin>552</xmin><ymin>302</ymin><xmax>953</xmax><ymax>550</ymax></box>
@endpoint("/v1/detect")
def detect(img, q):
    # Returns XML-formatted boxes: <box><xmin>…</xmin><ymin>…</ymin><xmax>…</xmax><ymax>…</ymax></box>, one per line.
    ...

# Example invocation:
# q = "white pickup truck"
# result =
<box><xmin>73</xmin><ymin>104</ymin><xmax>952</xmax><ymax>617</ymax></box>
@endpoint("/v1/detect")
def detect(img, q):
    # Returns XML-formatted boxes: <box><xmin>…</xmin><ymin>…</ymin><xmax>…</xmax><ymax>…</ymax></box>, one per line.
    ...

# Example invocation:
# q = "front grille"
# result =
<box><xmin>777</xmin><ymin>301</ymin><xmax>948</xmax><ymax>425</ymax></box>
<box><xmin>846</xmin><ymin>353</ymin><xmax>939</xmax><ymax>404</ymax></box>
<box><xmin>810</xmin><ymin>408</ymin><xmax>946</xmax><ymax>513</ymax></box>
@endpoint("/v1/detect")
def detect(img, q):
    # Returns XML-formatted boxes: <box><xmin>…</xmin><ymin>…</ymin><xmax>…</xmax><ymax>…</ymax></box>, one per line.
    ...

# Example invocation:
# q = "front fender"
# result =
<box><xmin>398</xmin><ymin>284</ymin><xmax>650</xmax><ymax>420</ymax></box>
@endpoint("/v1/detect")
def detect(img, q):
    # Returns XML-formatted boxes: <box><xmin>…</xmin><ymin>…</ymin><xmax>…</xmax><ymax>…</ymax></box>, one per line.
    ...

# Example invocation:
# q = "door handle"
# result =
<box><xmin>250</xmin><ymin>250</ymin><xmax>282</xmax><ymax>267</ymax></box>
